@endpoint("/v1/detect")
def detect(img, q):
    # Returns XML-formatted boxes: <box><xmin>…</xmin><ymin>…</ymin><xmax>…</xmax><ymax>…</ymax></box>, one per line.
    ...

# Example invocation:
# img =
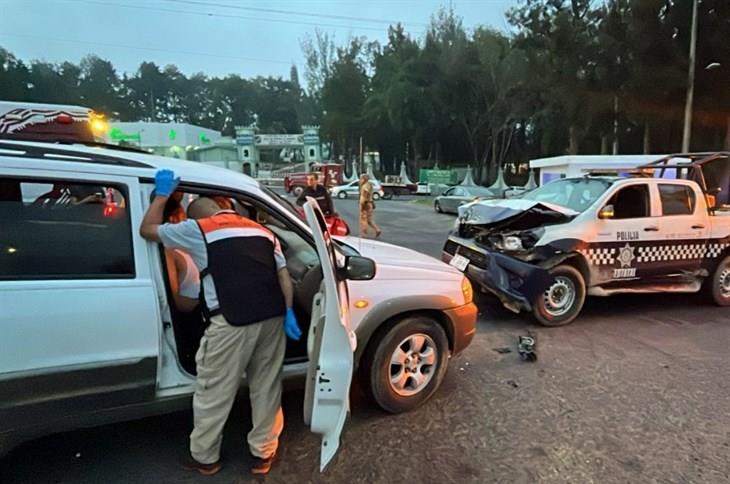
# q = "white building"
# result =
<box><xmin>529</xmin><ymin>155</ymin><xmax>666</xmax><ymax>185</ymax></box>
<box><xmin>104</xmin><ymin>122</ymin><xmax>222</xmax><ymax>160</ymax></box>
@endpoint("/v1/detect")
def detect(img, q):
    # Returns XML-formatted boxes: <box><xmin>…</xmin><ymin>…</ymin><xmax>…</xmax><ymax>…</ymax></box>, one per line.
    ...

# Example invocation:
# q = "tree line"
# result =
<box><xmin>1</xmin><ymin>0</ymin><xmax>728</xmax><ymax>181</ymax></box>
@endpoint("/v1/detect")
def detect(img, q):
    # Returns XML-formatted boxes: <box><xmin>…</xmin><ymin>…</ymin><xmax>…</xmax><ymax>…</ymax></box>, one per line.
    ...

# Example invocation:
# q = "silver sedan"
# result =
<box><xmin>434</xmin><ymin>185</ymin><xmax>496</xmax><ymax>214</ymax></box>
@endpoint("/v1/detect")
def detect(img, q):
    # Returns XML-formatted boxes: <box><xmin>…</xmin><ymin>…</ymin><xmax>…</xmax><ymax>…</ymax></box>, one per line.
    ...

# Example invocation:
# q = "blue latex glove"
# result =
<box><xmin>284</xmin><ymin>308</ymin><xmax>302</xmax><ymax>341</ymax></box>
<box><xmin>154</xmin><ymin>169</ymin><xmax>180</xmax><ymax>197</ymax></box>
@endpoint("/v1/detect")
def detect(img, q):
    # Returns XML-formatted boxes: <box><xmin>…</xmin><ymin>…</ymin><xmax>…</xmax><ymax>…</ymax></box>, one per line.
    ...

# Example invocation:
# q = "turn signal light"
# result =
<box><xmin>354</xmin><ymin>299</ymin><xmax>369</xmax><ymax>309</ymax></box>
<box><xmin>461</xmin><ymin>277</ymin><xmax>473</xmax><ymax>304</ymax></box>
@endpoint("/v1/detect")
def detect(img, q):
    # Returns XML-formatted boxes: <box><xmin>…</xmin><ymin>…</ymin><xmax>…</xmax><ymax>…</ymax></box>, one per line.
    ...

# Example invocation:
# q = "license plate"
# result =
<box><xmin>449</xmin><ymin>254</ymin><xmax>469</xmax><ymax>272</ymax></box>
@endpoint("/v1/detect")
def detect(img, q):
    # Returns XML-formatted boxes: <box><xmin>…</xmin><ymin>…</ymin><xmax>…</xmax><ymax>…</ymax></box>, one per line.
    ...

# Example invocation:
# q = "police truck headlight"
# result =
<box><xmin>502</xmin><ymin>236</ymin><xmax>523</xmax><ymax>251</ymax></box>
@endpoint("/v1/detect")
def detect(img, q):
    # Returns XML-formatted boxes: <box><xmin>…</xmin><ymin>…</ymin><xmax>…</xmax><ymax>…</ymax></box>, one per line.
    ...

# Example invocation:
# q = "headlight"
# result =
<box><xmin>502</xmin><ymin>236</ymin><xmax>523</xmax><ymax>251</ymax></box>
<box><xmin>461</xmin><ymin>277</ymin><xmax>473</xmax><ymax>304</ymax></box>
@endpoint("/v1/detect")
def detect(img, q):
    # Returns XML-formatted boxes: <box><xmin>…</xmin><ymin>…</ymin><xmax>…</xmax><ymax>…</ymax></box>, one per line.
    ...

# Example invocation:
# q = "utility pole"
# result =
<box><xmin>682</xmin><ymin>0</ymin><xmax>698</xmax><ymax>153</ymax></box>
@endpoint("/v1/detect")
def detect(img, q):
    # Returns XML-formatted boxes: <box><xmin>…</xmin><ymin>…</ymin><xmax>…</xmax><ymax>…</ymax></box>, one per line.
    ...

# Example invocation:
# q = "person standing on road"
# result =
<box><xmin>140</xmin><ymin>169</ymin><xmax>302</xmax><ymax>476</ymax></box>
<box><xmin>295</xmin><ymin>172</ymin><xmax>334</xmax><ymax>215</ymax></box>
<box><xmin>359</xmin><ymin>173</ymin><xmax>381</xmax><ymax>238</ymax></box>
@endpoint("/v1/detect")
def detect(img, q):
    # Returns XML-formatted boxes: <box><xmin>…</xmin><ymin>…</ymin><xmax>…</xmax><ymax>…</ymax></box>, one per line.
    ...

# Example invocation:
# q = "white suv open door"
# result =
<box><xmin>302</xmin><ymin>200</ymin><xmax>357</xmax><ymax>471</ymax></box>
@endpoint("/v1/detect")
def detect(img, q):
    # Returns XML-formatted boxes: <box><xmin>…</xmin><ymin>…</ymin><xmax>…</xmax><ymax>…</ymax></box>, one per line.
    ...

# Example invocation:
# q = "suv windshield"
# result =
<box><xmin>520</xmin><ymin>178</ymin><xmax>612</xmax><ymax>212</ymax></box>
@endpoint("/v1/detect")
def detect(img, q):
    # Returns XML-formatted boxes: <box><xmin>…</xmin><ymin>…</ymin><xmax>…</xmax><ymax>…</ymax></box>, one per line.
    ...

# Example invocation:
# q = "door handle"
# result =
<box><xmin>644</xmin><ymin>226</ymin><xmax>659</xmax><ymax>232</ymax></box>
<box><xmin>692</xmin><ymin>224</ymin><xmax>705</xmax><ymax>229</ymax></box>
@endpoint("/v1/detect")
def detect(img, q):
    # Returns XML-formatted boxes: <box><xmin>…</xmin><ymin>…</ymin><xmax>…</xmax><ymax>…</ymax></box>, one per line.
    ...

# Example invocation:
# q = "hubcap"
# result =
<box><xmin>389</xmin><ymin>333</ymin><xmax>437</xmax><ymax>397</ymax></box>
<box><xmin>542</xmin><ymin>276</ymin><xmax>576</xmax><ymax>317</ymax></box>
<box><xmin>719</xmin><ymin>266</ymin><xmax>730</xmax><ymax>297</ymax></box>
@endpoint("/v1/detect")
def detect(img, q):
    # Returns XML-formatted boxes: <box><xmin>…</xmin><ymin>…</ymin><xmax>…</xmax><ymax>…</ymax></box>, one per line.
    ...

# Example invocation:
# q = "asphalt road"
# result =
<box><xmin>2</xmin><ymin>197</ymin><xmax>729</xmax><ymax>483</ymax></box>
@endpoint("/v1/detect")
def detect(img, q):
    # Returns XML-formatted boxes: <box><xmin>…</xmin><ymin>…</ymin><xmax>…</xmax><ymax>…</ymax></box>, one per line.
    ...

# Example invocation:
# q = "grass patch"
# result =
<box><xmin>409</xmin><ymin>198</ymin><xmax>434</xmax><ymax>206</ymax></box>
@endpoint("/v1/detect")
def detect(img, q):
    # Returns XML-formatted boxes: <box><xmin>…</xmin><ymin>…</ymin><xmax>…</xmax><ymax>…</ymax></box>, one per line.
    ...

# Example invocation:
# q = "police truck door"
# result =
<box><xmin>302</xmin><ymin>200</ymin><xmax>356</xmax><ymax>471</ymax></box>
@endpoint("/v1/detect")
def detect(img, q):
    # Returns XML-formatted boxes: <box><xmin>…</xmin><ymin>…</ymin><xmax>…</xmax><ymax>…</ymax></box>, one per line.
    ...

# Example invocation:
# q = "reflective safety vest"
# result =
<box><xmin>196</xmin><ymin>212</ymin><xmax>286</xmax><ymax>326</ymax></box>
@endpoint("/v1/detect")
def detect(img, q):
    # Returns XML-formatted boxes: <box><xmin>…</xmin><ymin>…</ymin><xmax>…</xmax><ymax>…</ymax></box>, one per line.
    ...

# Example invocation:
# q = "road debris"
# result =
<box><xmin>517</xmin><ymin>334</ymin><xmax>537</xmax><ymax>362</ymax></box>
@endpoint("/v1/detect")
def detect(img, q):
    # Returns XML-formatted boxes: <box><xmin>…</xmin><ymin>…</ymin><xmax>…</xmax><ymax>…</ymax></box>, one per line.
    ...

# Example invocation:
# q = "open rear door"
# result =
<box><xmin>302</xmin><ymin>199</ymin><xmax>356</xmax><ymax>471</ymax></box>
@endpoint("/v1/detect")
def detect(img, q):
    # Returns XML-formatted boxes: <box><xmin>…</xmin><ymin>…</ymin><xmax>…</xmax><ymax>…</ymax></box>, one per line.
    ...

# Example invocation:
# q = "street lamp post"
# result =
<box><xmin>681</xmin><ymin>0</ymin><xmax>699</xmax><ymax>153</ymax></box>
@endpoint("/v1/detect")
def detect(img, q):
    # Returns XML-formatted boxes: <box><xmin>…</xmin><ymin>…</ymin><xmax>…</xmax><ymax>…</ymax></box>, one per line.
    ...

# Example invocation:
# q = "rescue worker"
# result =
<box><xmin>140</xmin><ymin>169</ymin><xmax>302</xmax><ymax>476</ymax></box>
<box><xmin>296</xmin><ymin>172</ymin><xmax>334</xmax><ymax>215</ymax></box>
<box><xmin>359</xmin><ymin>173</ymin><xmax>381</xmax><ymax>238</ymax></box>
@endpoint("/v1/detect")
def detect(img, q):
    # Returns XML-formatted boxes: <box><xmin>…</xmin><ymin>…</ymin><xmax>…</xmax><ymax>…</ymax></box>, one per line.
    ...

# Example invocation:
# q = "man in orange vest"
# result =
<box><xmin>140</xmin><ymin>169</ymin><xmax>301</xmax><ymax>476</ymax></box>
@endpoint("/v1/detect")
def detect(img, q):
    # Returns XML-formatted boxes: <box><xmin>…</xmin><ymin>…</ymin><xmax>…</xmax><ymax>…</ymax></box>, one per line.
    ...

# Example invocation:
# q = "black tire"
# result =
<box><xmin>532</xmin><ymin>264</ymin><xmax>586</xmax><ymax>326</ymax></box>
<box><xmin>434</xmin><ymin>201</ymin><xmax>442</xmax><ymax>213</ymax></box>
<box><xmin>337</xmin><ymin>191</ymin><xmax>348</xmax><ymax>199</ymax></box>
<box><xmin>360</xmin><ymin>316</ymin><xmax>450</xmax><ymax>413</ymax></box>
<box><xmin>373</xmin><ymin>192</ymin><xmax>381</xmax><ymax>201</ymax></box>
<box><xmin>708</xmin><ymin>255</ymin><xmax>730</xmax><ymax>306</ymax></box>
<box><xmin>292</xmin><ymin>186</ymin><xmax>304</xmax><ymax>197</ymax></box>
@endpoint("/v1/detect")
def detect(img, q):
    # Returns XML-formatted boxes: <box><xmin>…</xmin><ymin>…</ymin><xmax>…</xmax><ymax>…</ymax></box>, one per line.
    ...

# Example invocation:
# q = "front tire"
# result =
<box><xmin>337</xmin><ymin>191</ymin><xmax>348</xmax><ymax>199</ymax></box>
<box><xmin>434</xmin><ymin>201</ymin><xmax>442</xmax><ymax>213</ymax></box>
<box><xmin>709</xmin><ymin>255</ymin><xmax>730</xmax><ymax>306</ymax></box>
<box><xmin>532</xmin><ymin>264</ymin><xmax>586</xmax><ymax>326</ymax></box>
<box><xmin>373</xmin><ymin>192</ymin><xmax>381</xmax><ymax>201</ymax></box>
<box><xmin>361</xmin><ymin>316</ymin><xmax>450</xmax><ymax>413</ymax></box>
<box><xmin>292</xmin><ymin>186</ymin><xmax>304</xmax><ymax>197</ymax></box>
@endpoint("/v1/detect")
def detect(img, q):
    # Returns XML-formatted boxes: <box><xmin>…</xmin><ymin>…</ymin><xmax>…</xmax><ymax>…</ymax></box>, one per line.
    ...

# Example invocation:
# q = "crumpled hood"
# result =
<box><xmin>336</xmin><ymin>236</ymin><xmax>462</xmax><ymax>280</ymax></box>
<box><xmin>458</xmin><ymin>198</ymin><xmax>577</xmax><ymax>227</ymax></box>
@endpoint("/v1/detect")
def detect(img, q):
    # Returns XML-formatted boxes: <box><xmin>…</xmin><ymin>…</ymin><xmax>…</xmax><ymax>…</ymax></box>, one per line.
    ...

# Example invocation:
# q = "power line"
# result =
<box><xmin>66</xmin><ymin>0</ymin><xmax>399</xmax><ymax>33</ymax></box>
<box><xmin>0</xmin><ymin>32</ymin><xmax>298</xmax><ymax>67</ymax></box>
<box><xmin>160</xmin><ymin>0</ymin><xmax>429</xmax><ymax>28</ymax></box>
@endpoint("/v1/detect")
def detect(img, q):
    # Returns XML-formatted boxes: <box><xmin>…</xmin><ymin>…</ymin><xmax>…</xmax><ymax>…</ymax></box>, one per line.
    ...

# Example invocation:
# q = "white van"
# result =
<box><xmin>0</xmin><ymin>140</ymin><xmax>477</xmax><ymax>469</ymax></box>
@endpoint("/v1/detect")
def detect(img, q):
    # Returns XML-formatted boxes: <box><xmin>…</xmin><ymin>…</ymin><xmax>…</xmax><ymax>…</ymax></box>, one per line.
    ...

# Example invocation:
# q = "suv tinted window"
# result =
<box><xmin>0</xmin><ymin>178</ymin><xmax>134</xmax><ymax>279</ymax></box>
<box><xmin>659</xmin><ymin>184</ymin><xmax>695</xmax><ymax>216</ymax></box>
<box><xmin>606</xmin><ymin>184</ymin><xmax>650</xmax><ymax>219</ymax></box>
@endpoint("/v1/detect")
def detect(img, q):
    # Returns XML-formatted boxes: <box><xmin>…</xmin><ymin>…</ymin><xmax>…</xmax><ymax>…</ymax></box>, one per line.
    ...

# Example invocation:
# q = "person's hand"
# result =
<box><xmin>154</xmin><ymin>169</ymin><xmax>180</xmax><ymax>197</ymax></box>
<box><xmin>284</xmin><ymin>308</ymin><xmax>302</xmax><ymax>341</ymax></box>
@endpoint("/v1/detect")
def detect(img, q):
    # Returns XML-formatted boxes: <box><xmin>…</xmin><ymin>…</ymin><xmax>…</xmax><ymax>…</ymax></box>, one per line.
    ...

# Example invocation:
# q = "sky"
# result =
<box><xmin>0</xmin><ymin>0</ymin><xmax>517</xmax><ymax>80</ymax></box>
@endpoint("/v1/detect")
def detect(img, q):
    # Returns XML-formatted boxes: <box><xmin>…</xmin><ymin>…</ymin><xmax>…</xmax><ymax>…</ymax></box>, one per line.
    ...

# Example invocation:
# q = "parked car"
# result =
<box><xmin>415</xmin><ymin>182</ymin><xmax>431</xmax><ymax>195</ymax></box>
<box><xmin>434</xmin><ymin>185</ymin><xmax>495</xmax><ymax>214</ymax></box>
<box><xmin>0</xmin><ymin>140</ymin><xmax>477</xmax><ymax>469</ymax></box>
<box><xmin>443</xmin><ymin>153</ymin><xmax>730</xmax><ymax>326</ymax></box>
<box><xmin>331</xmin><ymin>179</ymin><xmax>385</xmax><ymax>200</ymax></box>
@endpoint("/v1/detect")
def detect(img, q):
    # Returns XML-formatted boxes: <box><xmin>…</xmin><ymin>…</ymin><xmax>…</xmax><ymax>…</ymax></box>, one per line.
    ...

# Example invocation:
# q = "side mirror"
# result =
<box><xmin>598</xmin><ymin>204</ymin><xmax>615</xmax><ymax>219</ymax></box>
<box><xmin>339</xmin><ymin>255</ymin><xmax>376</xmax><ymax>281</ymax></box>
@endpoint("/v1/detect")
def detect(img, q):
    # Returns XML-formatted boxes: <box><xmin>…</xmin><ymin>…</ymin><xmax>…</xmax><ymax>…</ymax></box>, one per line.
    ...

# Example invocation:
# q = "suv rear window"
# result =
<box><xmin>659</xmin><ymin>184</ymin><xmax>695</xmax><ymax>216</ymax></box>
<box><xmin>0</xmin><ymin>178</ymin><xmax>134</xmax><ymax>279</ymax></box>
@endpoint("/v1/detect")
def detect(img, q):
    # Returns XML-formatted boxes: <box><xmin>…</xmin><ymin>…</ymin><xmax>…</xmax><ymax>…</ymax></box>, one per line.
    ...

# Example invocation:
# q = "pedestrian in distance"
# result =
<box><xmin>139</xmin><ymin>169</ymin><xmax>302</xmax><ymax>476</ymax></box>
<box><xmin>359</xmin><ymin>173</ymin><xmax>382</xmax><ymax>238</ymax></box>
<box><xmin>296</xmin><ymin>172</ymin><xmax>334</xmax><ymax>215</ymax></box>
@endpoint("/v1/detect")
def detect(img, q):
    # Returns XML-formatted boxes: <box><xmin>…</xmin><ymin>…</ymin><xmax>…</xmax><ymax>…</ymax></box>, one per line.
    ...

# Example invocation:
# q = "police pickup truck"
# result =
<box><xmin>443</xmin><ymin>153</ymin><xmax>730</xmax><ymax>326</ymax></box>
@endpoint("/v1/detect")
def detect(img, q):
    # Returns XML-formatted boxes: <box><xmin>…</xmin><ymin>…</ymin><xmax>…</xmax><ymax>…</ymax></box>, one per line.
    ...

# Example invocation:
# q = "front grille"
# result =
<box><xmin>444</xmin><ymin>239</ymin><xmax>459</xmax><ymax>255</ymax></box>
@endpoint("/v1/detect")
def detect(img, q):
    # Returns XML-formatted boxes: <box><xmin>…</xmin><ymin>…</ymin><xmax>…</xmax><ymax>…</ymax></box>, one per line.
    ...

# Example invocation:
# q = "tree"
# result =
<box><xmin>78</xmin><ymin>55</ymin><xmax>122</xmax><ymax>116</ymax></box>
<box><xmin>0</xmin><ymin>48</ymin><xmax>30</xmax><ymax>101</ymax></box>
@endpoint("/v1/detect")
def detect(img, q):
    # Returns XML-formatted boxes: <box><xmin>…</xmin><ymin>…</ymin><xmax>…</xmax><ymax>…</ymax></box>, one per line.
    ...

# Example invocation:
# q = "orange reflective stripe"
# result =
<box><xmin>198</xmin><ymin>213</ymin><xmax>264</xmax><ymax>234</ymax></box>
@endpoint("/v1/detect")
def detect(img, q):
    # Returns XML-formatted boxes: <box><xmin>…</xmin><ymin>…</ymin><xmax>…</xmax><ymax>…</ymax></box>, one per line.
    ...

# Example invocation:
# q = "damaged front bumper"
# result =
<box><xmin>442</xmin><ymin>236</ymin><xmax>554</xmax><ymax>313</ymax></box>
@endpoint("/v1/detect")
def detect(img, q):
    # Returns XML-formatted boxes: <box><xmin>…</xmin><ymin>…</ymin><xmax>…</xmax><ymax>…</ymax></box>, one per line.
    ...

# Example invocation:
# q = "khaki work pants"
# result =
<box><xmin>190</xmin><ymin>313</ymin><xmax>286</xmax><ymax>464</ymax></box>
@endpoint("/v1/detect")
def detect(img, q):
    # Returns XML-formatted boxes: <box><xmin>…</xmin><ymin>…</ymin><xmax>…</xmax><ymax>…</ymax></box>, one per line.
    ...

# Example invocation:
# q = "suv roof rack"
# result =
<box><xmin>0</xmin><ymin>141</ymin><xmax>153</xmax><ymax>168</ymax></box>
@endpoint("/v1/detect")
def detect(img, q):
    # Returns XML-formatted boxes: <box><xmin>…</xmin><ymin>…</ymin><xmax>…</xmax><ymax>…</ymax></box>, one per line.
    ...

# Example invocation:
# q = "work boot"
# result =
<box><xmin>185</xmin><ymin>458</ymin><xmax>222</xmax><ymax>476</ymax></box>
<box><xmin>249</xmin><ymin>453</ymin><xmax>276</xmax><ymax>475</ymax></box>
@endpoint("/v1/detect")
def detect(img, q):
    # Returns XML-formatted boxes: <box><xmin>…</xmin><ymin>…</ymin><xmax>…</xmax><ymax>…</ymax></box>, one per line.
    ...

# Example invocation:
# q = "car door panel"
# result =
<box><xmin>302</xmin><ymin>199</ymin><xmax>355</xmax><ymax>471</ymax></box>
<box><xmin>0</xmin><ymin>171</ymin><xmax>159</xmax><ymax>432</ymax></box>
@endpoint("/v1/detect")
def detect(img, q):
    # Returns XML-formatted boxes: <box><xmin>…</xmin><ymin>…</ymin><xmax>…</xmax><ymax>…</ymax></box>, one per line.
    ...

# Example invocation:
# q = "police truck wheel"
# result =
<box><xmin>292</xmin><ymin>186</ymin><xmax>304</xmax><ymax>197</ymax></box>
<box><xmin>337</xmin><ymin>191</ymin><xmax>347</xmax><ymax>199</ymax></box>
<box><xmin>360</xmin><ymin>316</ymin><xmax>449</xmax><ymax>413</ymax></box>
<box><xmin>709</xmin><ymin>255</ymin><xmax>730</xmax><ymax>306</ymax></box>
<box><xmin>532</xmin><ymin>265</ymin><xmax>585</xmax><ymax>326</ymax></box>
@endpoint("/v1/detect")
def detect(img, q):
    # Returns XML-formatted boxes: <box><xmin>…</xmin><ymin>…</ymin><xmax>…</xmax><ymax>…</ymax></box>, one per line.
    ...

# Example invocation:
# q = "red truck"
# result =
<box><xmin>284</xmin><ymin>163</ymin><xmax>343</xmax><ymax>196</ymax></box>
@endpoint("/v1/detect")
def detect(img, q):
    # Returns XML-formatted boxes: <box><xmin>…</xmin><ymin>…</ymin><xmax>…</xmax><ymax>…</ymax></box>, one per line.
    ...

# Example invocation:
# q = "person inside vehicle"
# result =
<box><xmin>296</xmin><ymin>172</ymin><xmax>333</xmax><ymax>215</ymax></box>
<box><xmin>163</xmin><ymin>193</ymin><xmax>199</xmax><ymax>313</ymax></box>
<box><xmin>140</xmin><ymin>170</ymin><xmax>302</xmax><ymax>476</ymax></box>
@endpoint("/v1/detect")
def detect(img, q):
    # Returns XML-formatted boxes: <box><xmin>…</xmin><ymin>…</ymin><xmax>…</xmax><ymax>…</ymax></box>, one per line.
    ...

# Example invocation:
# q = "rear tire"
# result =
<box><xmin>337</xmin><ymin>191</ymin><xmax>348</xmax><ymax>199</ymax></box>
<box><xmin>709</xmin><ymin>255</ymin><xmax>730</xmax><ymax>306</ymax></box>
<box><xmin>373</xmin><ymin>192</ymin><xmax>381</xmax><ymax>201</ymax></box>
<box><xmin>361</xmin><ymin>316</ymin><xmax>449</xmax><ymax>413</ymax></box>
<box><xmin>532</xmin><ymin>265</ymin><xmax>586</xmax><ymax>326</ymax></box>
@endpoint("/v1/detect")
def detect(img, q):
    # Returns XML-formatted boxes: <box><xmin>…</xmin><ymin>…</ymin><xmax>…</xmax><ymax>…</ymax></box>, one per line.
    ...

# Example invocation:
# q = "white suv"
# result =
<box><xmin>0</xmin><ymin>141</ymin><xmax>476</xmax><ymax>469</ymax></box>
